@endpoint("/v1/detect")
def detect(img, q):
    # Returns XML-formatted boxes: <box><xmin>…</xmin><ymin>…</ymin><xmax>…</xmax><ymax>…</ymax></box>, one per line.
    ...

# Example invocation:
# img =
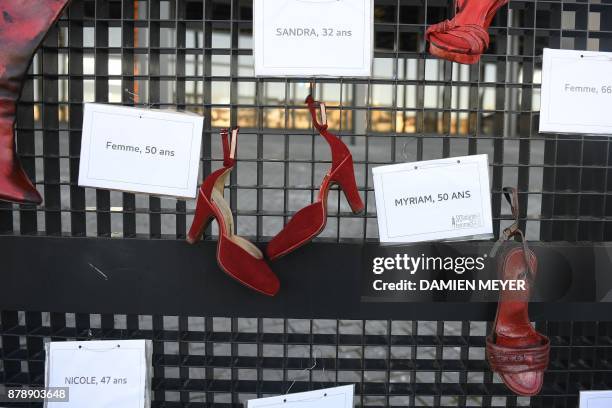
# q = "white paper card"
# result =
<box><xmin>254</xmin><ymin>0</ymin><xmax>373</xmax><ymax>77</ymax></box>
<box><xmin>580</xmin><ymin>390</ymin><xmax>612</xmax><ymax>407</ymax></box>
<box><xmin>79</xmin><ymin>103</ymin><xmax>204</xmax><ymax>198</ymax></box>
<box><xmin>247</xmin><ymin>385</ymin><xmax>354</xmax><ymax>408</ymax></box>
<box><xmin>372</xmin><ymin>154</ymin><xmax>493</xmax><ymax>243</ymax></box>
<box><xmin>540</xmin><ymin>48</ymin><xmax>612</xmax><ymax>135</ymax></box>
<box><xmin>45</xmin><ymin>339</ymin><xmax>152</xmax><ymax>408</ymax></box>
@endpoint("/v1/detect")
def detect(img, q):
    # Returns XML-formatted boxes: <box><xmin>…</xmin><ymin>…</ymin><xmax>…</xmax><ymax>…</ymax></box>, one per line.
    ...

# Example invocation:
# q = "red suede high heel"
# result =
<box><xmin>425</xmin><ymin>0</ymin><xmax>507</xmax><ymax>64</ymax></box>
<box><xmin>266</xmin><ymin>96</ymin><xmax>364</xmax><ymax>261</ymax></box>
<box><xmin>487</xmin><ymin>188</ymin><xmax>549</xmax><ymax>396</ymax></box>
<box><xmin>188</xmin><ymin>128</ymin><xmax>280</xmax><ymax>296</ymax></box>
<box><xmin>0</xmin><ymin>0</ymin><xmax>72</xmax><ymax>204</ymax></box>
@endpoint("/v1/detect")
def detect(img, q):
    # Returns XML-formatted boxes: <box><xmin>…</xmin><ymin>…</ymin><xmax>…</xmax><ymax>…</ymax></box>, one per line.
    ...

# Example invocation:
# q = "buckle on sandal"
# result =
<box><xmin>503</xmin><ymin>224</ymin><xmax>519</xmax><ymax>239</ymax></box>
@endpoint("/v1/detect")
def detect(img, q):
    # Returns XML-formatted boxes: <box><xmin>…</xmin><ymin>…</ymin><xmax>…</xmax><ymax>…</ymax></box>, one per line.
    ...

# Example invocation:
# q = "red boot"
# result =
<box><xmin>266</xmin><ymin>96</ymin><xmax>364</xmax><ymax>260</ymax></box>
<box><xmin>425</xmin><ymin>0</ymin><xmax>507</xmax><ymax>64</ymax></box>
<box><xmin>0</xmin><ymin>0</ymin><xmax>72</xmax><ymax>204</ymax></box>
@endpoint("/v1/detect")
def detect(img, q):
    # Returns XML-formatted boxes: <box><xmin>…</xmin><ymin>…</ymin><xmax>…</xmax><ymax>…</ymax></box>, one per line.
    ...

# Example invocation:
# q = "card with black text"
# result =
<box><xmin>540</xmin><ymin>48</ymin><xmax>612</xmax><ymax>135</ymax></box>
<box><xmin>78</xmin><ymin>103</ymin><xmax>204</xmax><ymax>198</ymax></box>
<box><xmin>45</xmin><ymin>340</ymin><xmax>152</xmax><ymax>408</ymax></box>
<box><xmin>253</xmin><ymin>0</ymin><xmax>373</xmax><ymax>76</ymax></box>
<box><xmin>372</xmin><ymin>155</ymin><xmax>493</xmax><ymax>243</ymax></box>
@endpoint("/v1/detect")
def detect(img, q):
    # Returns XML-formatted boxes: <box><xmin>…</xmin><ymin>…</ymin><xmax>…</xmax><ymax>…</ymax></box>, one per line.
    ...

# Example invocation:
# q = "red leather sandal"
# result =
<box><xmin>0</xmin><ymin>0</ymin><xmax>72</xmax><ymax>204</ymax></box>
<box><xmin>188</xmin><ymin>128</ymin><xmax>280</xmax><ymax>296</ymax></box>
<box><xmin>425</xmin><ymin>0</ymin><xmax>507</xmax><ymax>64</ymax></box>
<box><xmin>266</xmin><ymin>96</ymin><xmax>364</xmax><ymax>261</ymax></box>
<box><xmin>487</xmin><ymin>187</ymin><xmax>550</xmax><ymax>396</ymax></box>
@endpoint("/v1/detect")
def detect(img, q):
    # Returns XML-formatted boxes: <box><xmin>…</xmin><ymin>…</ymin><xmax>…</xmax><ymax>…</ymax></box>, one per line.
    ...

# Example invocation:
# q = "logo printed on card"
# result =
<box><xmin>452</xmin><ymin>214</ymin><xmax>482</xmax><ymax>229</ymax></box>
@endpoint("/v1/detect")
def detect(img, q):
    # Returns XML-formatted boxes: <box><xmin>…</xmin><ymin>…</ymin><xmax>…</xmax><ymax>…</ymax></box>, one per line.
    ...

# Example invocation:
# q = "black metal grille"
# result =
<box><xmin>1</xmin><ymin>0</ymin><xmax>612</xmax><ymax>407</ymax></box>
<box><xmin>2</xmin><ymin>312</ymin><xmax>612</xmax><ymax>407</ymax></box>
<box><xmin>0</xmin><ymin>0</ymin><xmax>611</xmax><ymax>242</ymax></box>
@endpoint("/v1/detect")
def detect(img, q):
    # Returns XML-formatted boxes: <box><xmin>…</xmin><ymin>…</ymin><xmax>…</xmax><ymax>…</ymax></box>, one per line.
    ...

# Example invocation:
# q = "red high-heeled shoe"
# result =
<box><xmin>266</xmin><ymin>96</ymin><xmax>365</xmax><ymax>261</ymax></box>
<box><xmin>188</xmin><ymin>128</ymin><xmax>280</xmax><ymax>296</ymax></box>
<box><xmin>0</xmin><ymin>0</ymin><xmax>72</xmax><ymax>204</ymax></box>
<box><xmin>487</xmin><ymin>188</ymin><xmax>549</xmax><ymax>396</ymax></box>
<box><xmin>425</xmin><ymin>0</ymin><xmax>507</xmax><ymax>64</ymax></box>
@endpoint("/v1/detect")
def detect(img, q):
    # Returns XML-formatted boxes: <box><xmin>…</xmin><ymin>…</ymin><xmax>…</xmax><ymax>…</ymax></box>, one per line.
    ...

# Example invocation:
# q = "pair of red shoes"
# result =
<box><xmin>425</xmin><ymin>0</ymin><xmax>508</xmax><ymax>64</ymax></box>
<box><xmin>187</xmin><ymin>96</ymin><xmax>364</xmax><ymax>296</ymax></box>
<box><xmin>0</xmin><ymin>3</ymin><xmax>548</xmax><ymax>397</ymax></box>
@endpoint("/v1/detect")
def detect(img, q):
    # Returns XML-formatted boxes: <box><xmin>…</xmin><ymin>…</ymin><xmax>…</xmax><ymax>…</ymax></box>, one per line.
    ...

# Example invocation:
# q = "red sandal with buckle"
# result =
<box><xmin>266</xmin><ymin>95</ymin><xmax>365</xmax><ymax>261</ymax></box>
<box><xmin>425</xmin><ymin>0</ymin><xmax>507</xmax><ymax>64</ymax></box>
<box><xmin>487</xmin><ymin>187</ymin><xmax>549</xmax><ymax>396</ymax></box>
<box><xmin>0</xmin><ymin>0</ymin><xmax>72</xmax><ymax>204</ymax></box>
<box><xmin>188</xmin><ymin>128</ymin><xmax>280</xmax><ymax>296</ymax></box>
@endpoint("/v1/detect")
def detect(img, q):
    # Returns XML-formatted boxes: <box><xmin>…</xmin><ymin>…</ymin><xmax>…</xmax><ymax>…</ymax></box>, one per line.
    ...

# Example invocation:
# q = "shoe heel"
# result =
<box><xmin>187</xmin><ymin>192</ymin><xmax>216</xmax><ymax>244</ymax></box>
<box><xmin>333</xmin><ymin>158</ymin><xmax>365</xmax><ymax>214</ymax></box>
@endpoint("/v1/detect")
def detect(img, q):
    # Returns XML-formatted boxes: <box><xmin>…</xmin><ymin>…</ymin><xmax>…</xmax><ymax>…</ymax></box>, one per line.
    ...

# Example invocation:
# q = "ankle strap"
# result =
<box><xmin>304</xmin><ymin>95</ymin><xmax>353</xmax><ymax>172</ymax></box>
<box><xmin>490</xmin><ymin>187</ymin><xmax>534</xmax><ymax>281</ymax></box>
<box><xmin>306</xmin><ymin>95</ymin><xmax>328</xmax><ymax>132</ymax></box>
<box><xmin>221</xmin><ymin>127</ymin><xmax>238</xmax><ymax>167</ymax></box>
<box><xmin>199</xmin><ymin>127</ymin><xmax>238</xmax><ymax>198</ymax></box>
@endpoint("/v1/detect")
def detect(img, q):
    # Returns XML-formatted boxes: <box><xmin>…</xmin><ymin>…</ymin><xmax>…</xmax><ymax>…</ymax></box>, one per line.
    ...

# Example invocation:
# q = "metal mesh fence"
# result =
<box><xmin>0</xmin><ymin>0</ymin><xmax>611</xmax><ymax>242</ymax></box>
<box><xmin>2</xmin><ymin>312</ymin><xmax>612</xmax><ymax>407</ymax></box>
<box><xmin>1</xmin><ymin>0</ymin><xmax>612</xmax><ymax>407</ymax></box>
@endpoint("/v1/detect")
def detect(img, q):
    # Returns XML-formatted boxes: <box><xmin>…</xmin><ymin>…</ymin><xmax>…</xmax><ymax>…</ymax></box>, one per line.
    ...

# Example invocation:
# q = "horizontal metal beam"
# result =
<box><xmin>0</xmin><ymin>236</ymin><xmax>610</xmax><ymax>321</ymax></box>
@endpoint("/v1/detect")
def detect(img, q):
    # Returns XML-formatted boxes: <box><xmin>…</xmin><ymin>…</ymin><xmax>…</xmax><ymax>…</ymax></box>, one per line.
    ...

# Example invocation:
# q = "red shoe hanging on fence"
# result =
<box><xmin>425</xmin><ymin>0</ymin><xmax>507</xmax><ymax>64</ymax></box>
<box><xmin>487</xmin><ymin>188</ymin><xmax>550</xmax><ymax>396</ymax></box>
<box><xmin>266</xmin><ymin>96</ymin><xmax>364</xmax><ymax>260</ymax></box>
<box><xmin>0</xmin><ymin>0</ymin><xmax>72</xmax><ymax>204</ymax></box>
<box><xmin>188</xmin><ymin>128</ymin><xmax>280</xmax><ymax>296</ymax></box>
